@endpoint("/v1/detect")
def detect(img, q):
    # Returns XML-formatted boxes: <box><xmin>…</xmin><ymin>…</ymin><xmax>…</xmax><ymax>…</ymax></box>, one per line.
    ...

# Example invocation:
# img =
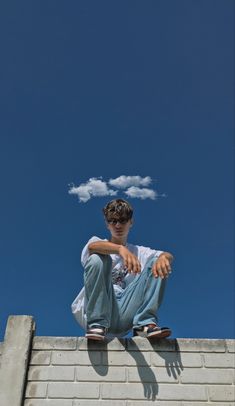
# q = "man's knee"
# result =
<box><xmin>85</xmin><ymin>253</ymin><xmax>112</xmax><ymax>270</ymax></box>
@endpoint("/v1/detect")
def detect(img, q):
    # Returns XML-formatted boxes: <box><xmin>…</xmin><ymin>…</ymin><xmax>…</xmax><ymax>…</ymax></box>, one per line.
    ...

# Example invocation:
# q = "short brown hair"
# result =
<box><xmin>103</xmin><ymin>199</ymin><xmax>133</xmax><ymax>220</ymax></box>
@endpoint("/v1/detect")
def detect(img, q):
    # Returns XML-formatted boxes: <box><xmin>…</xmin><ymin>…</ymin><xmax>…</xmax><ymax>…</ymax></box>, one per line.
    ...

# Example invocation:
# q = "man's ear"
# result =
<box><xmin>130</xmin><ymin>219</ymin><xmax>133</xmax><ymax>227</ymax></box>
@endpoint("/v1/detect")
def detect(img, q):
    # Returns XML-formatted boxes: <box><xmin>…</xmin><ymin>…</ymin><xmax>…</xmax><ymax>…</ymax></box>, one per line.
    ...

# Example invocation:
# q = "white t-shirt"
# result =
<box><xmin>81</xmin><ymin>236</ymin><xmax>163</xmax><ymax>296</ymax></box>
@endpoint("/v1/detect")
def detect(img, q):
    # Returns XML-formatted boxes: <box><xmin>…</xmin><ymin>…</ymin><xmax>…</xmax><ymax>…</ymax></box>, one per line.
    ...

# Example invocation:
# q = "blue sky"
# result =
<box><xmin>0</xmin><ymin>1</ymin><xmax>234</xmax><ymax>340</ymax></box>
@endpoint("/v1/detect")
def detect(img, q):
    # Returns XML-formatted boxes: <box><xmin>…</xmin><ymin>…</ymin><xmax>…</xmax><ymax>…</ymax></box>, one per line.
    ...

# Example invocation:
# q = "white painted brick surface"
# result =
<box><xmin>21</xmin><ymin>337</ymin><xmax>235</xmax><ymax>404</ymax></box>
<box><xmin>127</xmin><ymin>366</ymin><xmax>179</xmax><ymax>383</ymax></box>
<box><xmin>51</xmin><ymin>350</ymin><xmax>101</xmax><ymax>365</ymax></box>
<box><xmin>180</xmin><ymin>368</ymin><xmax>235</xmax><ymax>384</ymax></box>
<box><xmin>28</xmin><ymin>366</ymin><xmax>75</xmax><ymax>381</ymax></box>
<box><xmin>102</xmin><ymin>350</ymin><xmax>151</xmax><ymax>366</ymax></box>
<box><xmin>73</xmin><ymin>401</ymin><xmax>127</xmax><ymax>406</ymax></box>
<box><xmin>208</xmin><ymin>385</ymin><xmax>235</xmax><ymax>402</ymax></box>
<box><xmin>176</xmin><ymin>339</ymin><xmax>226</xmax><ymax>353</ymax></box>
<box><xmin>126</xmin><ymin>337</ymin><xmax>176</xmax><ymax>352</ymax></box>
<box><xmin>24</xmin><ymin>401</ymin><xmax>73</xmax><ymax>406</ymax></box>
<box><xmin>182</xmin><ymin>402</ymin><xmax>234</xmax><ymax>406</ymax></box>
<box><xmin>128</xmin><ymin>403</ymin><xmax>233</xmax><ymax>406</ymax></box>
<box><xmin>1</xmin><ymin>318</ymin><xmax>232</xmax><ymax>405</ymax></box>
<box><xmin>204</xmin><ymin>353</ymin><xmax>235</xmax><ymax>368</ymax></box>
<box><xmin>182</xmin><ymin>403</ymin><xmax>235</xmax><ymax>406</ymax></box>
<box><xmin>101</xmin><ymin>383</ymin><xmax>208</xmax><ymax>400</ymax></box>
<box><xmin>30</xmin><ymin>351</ymin><xmax>51</xmax><ymax>365</ymax></box>
<box><xmin>127</xmin><ymin>402</ymin><xmax>182</xmax><ymax>406</ymax></box>
<box><xmin>77</xmin><ymin>337</ymin><xmax>126</xmax><ymax>351</ymax></box>
<box><xmin>33</xmin><ymin>337</ymin><xmax>77</xmax><ymax>350</ymax></box>
<box><xmin>25</xmin><ymin>382</ymin><xmax>48</xmax><ymax>398</ymax></box>
<box><xmin>151</xmin><ymin>351</ymin><xmax>202</xmax><ymax>367</ymax></box>
<box><xmin>48</xmin><ymin>382</ymin><xmax>99</xmax><ymax>398</ymax></box>
<box><xmin>0</xmin><ymin>342</ymin><xmax>2</xmax><ymax>366</ymax></box>
<box><xmin>76</xmin><ymin>366</ymin><xmax>126</xmax><ymax>381</ymax></box>
<box><xmin>226</xmin><ymin>339</ymin><xmax>235</xmax><ymax>353</ymax></box>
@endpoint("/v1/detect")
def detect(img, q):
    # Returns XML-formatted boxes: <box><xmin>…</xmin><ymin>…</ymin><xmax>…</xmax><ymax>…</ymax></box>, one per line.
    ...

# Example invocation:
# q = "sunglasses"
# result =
<box><xmin>107</xmin><ymin>218</ymin><xmax>130</xmax><ymax>225</ymax></box>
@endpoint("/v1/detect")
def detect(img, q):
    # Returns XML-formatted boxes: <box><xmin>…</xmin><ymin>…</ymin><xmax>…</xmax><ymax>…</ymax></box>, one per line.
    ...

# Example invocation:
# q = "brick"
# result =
<box><xmin>51</xmin><ymin>350</ymin><xmax>101</xmax><ymax>365</ymax></box>
<box><xmin>183</xmin><ymin>403</ymin><xmax>235</xmax><ymax>406</ymax></box>
<box><xmin>127</xmin><ymin>402</ymin><xmax>182</xmax><ymax>406</ymax></box>
<box><xmin>101</xmin><ymin>383</ymin><xmax>145</xmax><ymax>400</ymax></box>
<box><xmin>127</xmin><ymin>366</ymin><xmax>179</xmax><ymax>383</ymax></box>
<box><xmin>77</xmin><ymin>337</ymin><xmax>126</xmax><ymax>351</ymax></box>
<box><xmin>102</xmin><ymin>350</ymin><xmax>151</xmax><ymax>366</ymax></box>
<box><xmin>0</xmin><ymin>342</ymin><xmax>2</xmax><ymax>367</ymax></box>
<box><xmin>25</xmin><ymin>401</ymin><xmax>73</xmax><ymax>406</ymax></box>
<box><xmin>104</xmin><ymin>337</ymin><xmax>126</xmax><ymax>351</ymax></box>
<box><xmin>226</xmin><ymin>339</ymin><xmax>235</xmax><ymax>353</ymax></box>
<box><xmin>151</xmin><ymin>351</ymin><xmax>202</xmax><ymax>367</ymax></box>
<box><xmin>180</xmin><ymin>368</ymin><xmax>234</xmax><ymax>384</ymax></box>
<box><xmin>73</xmin><ymin>401</ymin><xmax>127</xmax><ymax>406</ymax></box>
<box><xmin>48</xmin><ymin>382</ymin><xmax>99</xmax><ymax>398</ymax></box>
<box><xmin>25</xmin><ymin>382</ymin><xmax>48</xmax><ymax>398</ymax></box>
<box><xmin>204</xmin><ymin>353</ymin><xmax>235</xmax><ymax>368</ymax></box>
<box><xmin>127</xmin><ymin>337</ymin><xmax>176</xmax><ymax>352</ymax></box>
<box><xmin>33</xmin><ymin>337</ymin><xmax>77</xmax><ymax>350</ymax></box>
<box><xmin>28</xmin><ymin>366</ymin><xmax>75</xmax><ymax>381</ymax></box>
<box><xmin>208</xmin><ymin>385</ymin><xmax>235</xmax><ymax>402</ymax></box>
<box><xmin>176</xmin><ymin>339</ymin><xmax>226</xmax><ymax>353</ymax></box>
<box><xmin>30</xmin><ymin>351</ymin><xmax>51</xmax><ymax>365</ymax></box>
<box><xmin>101</xmin><ymin>383</ymin><xmax>207</xmax><ymax>400</ymax></box>
<box><xmin>76</xmin><ymin>366</ymin><xmax>126</xmax><ymax>381</ymax></box>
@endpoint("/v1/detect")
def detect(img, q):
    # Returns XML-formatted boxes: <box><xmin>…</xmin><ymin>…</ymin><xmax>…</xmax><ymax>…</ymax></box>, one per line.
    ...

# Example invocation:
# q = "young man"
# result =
<box><xmin>72</xmin><ymin>198</ymin><xmax>174</xmax><ymax>340</ymax></box>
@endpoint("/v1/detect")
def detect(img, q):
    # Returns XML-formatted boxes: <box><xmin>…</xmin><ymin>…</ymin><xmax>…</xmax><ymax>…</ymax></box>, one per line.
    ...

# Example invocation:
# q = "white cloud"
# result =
<box><xmin>109</xmin><ymin>175</ymin><xmax>152</xmax><ymax>189</ymax></box>
<box><xmin>124</xmin><ymin>186</ymin><xmax>157</xmax><ymax>200</ymax></box>
<box><xmin>68</xmin><ymin>178</ymin><xmax>117</xmax><ymax>203</ymax></box>
<box><xmin>68</xmin><ymin>175</ymin><xmax>163</xmax><ymax>203</ymax></box>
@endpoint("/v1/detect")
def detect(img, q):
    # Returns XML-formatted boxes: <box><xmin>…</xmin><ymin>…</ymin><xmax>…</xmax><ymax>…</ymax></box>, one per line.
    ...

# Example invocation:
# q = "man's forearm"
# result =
<box><xmin>88</xmin><ymin>241</ymin><xmax>121</xmax><ymax>255</ymax></box>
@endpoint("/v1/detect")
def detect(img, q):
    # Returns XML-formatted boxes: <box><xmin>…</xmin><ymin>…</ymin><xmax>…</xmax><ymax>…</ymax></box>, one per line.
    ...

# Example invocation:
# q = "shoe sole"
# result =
<box><xmin>85</xmin><ymin>333</ymin><xmax>105</xmax><ymax>341</ymax></box>
<box><xmin>147</xmin><ymin>329</ymin><xmax>171</xmax><ymax>339</ymax></box>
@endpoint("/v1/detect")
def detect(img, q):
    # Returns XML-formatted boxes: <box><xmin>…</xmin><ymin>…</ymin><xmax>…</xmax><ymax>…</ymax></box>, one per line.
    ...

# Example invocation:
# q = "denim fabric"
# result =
<box><xmin>84</xmin><ymin>253</ymin><xmax>167</xmax><ymax>335</ymax></box>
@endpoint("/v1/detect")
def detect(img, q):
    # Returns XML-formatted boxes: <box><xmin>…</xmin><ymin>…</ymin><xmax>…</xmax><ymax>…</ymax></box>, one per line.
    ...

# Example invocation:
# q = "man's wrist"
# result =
<box><xmin>159</xmin><ymin>251</ymin><xmax>174</xmax><ymax>262</ymax></box>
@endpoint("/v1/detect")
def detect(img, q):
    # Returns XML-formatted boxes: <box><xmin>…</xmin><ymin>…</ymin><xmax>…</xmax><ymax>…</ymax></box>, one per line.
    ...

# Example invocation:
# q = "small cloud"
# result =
<box><xmin>124</xmin><ymin>186</ymin><xmax>157</xmax><ymax>200</ymax></box>
<box><xmin>109</xmin><ymin>175</ymin><xmax>152</xmax><ymax>189</ymax></box>
<box><xmin>69</xmin><ymin>175</ymin><xmax>164</xmax><ymax>203</ymax></box>
<box><xmin>68</xmin><ymin>178</ymin><xmax>117</xmax><ymax>203</ymax></box>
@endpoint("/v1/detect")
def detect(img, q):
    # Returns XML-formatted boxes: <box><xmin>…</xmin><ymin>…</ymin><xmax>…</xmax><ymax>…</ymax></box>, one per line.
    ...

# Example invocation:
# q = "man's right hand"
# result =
<box><xmin>118</xmin><ymin>245</ymin><xmax>141</xmax><ymax>274</ymax></box>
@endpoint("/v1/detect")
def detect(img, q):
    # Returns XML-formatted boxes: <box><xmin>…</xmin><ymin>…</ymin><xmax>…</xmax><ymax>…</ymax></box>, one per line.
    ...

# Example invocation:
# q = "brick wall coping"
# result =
<box><xmin>32</xmin><ymin>336</ymin><xmax>235</xmax><ymax>353</ymax></box>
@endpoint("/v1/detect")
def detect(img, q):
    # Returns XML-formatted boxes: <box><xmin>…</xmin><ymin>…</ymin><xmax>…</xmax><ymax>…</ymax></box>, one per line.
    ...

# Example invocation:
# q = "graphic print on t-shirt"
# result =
<box><xmin>111</xmin><ymin>261</ymin><xmax>128</xmax><ymax>289</ymax></box>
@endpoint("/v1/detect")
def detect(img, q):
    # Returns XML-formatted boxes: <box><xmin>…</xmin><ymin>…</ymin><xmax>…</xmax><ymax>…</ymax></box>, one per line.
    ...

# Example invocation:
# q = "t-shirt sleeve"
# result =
<box><xmin>81</xmin><ymin>236</ymin><xmax>103</xmax><ymax>267</ymax></box>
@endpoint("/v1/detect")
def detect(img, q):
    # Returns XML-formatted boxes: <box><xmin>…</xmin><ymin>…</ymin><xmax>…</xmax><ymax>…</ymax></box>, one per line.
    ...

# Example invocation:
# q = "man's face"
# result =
<box><xmin>106</xmin><ymin>215</ymin><xmax>133</xmax><ymax>240</ymax></box>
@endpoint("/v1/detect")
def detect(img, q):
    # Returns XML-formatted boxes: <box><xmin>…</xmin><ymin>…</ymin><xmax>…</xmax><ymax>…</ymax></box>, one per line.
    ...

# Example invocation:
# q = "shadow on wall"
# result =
<box><xmin>87</xmin><ymin>338</ymin><xmax>184</xmax><ymax>401</ymax></box>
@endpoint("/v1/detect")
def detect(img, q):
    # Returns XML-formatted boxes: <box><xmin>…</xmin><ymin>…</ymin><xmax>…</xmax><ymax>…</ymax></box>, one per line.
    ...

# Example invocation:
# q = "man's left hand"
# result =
<box><xmin>151</xmin><ymin>252</ymin><xmax>174</xmax><ymax>279</ymax></box>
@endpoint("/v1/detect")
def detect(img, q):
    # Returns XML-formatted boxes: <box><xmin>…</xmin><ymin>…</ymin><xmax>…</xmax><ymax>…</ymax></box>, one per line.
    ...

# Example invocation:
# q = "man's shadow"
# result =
<box><xmin>87</xmin><ymin>339</ymin><xmax>109</xmax><ymax>376</ymax></box>
<box><xmin>125</xmin><ymin>338</ymin><xmax>184</xmax><ymax>400</ymax></box>
<box><xmin>87</xmin><ymin>338</ymin><xmax>184</xmax><ymax>401</ymax></box>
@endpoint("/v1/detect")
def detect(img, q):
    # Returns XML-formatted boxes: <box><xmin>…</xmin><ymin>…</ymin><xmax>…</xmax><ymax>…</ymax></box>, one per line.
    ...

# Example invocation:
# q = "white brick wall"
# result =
<box><xmin>24</xmin><ymin>337</ymin><xmax>235</xmax><ymax>406</ymax></box>
<box><xmin>0</xmin><ymin>342</ymin><xmax>2</xmax><ymax>367</ymax></box>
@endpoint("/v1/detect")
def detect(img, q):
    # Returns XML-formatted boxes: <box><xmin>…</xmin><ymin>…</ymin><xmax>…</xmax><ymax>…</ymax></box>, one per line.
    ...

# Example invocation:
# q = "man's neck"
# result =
<box><xmin>110</xmin><ymin>236</ymin><xmax>127</xmax><ymax>246</ymax></box>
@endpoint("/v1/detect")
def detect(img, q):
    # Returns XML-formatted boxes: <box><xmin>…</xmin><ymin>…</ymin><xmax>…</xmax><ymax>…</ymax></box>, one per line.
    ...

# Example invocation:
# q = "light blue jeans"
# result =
<box><xmin>84</xmin><ymin>253</ymin><xmax>167</xmax><ymax>335</ymax></box>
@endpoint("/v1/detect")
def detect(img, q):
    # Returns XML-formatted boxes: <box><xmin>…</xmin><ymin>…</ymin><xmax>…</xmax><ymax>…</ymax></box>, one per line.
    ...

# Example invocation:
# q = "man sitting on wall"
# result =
<box><xmin>72</xmin><ymin>198</ymin><xmax>174</xmax><ymax>341</ymax></box>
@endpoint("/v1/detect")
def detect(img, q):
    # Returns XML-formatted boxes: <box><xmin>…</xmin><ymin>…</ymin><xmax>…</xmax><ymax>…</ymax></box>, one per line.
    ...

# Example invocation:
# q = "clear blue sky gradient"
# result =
<box><xmin>0</xmin><ymin>1</ymin><xmax>234</xmax><ymax>340</ymax></box>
